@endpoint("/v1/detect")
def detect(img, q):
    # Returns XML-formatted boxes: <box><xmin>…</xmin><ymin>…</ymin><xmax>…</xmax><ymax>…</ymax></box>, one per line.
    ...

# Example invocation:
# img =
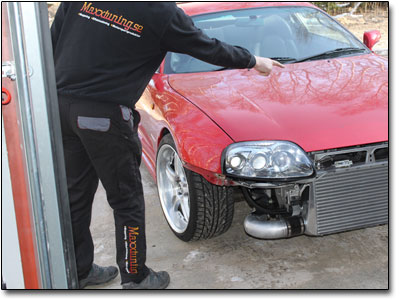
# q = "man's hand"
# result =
<box><xmin>253</xmin><ymin>56</ymin><xmax>285</xmax><ymax>75</ymax></box>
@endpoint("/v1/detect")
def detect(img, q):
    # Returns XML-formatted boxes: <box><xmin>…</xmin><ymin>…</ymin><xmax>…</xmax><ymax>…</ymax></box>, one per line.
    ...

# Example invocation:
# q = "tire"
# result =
<box><xmin>156</xmin><ymin>134</ymin><xmax>234</xmax><ymax>241</ymax></box>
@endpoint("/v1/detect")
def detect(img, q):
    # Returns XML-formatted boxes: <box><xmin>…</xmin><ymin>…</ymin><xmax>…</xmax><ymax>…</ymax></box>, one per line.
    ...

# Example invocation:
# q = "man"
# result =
<box><xmin>51</xmin><ymin>2</ymin><xmax>284</xmax><ymax>289</ymax></box>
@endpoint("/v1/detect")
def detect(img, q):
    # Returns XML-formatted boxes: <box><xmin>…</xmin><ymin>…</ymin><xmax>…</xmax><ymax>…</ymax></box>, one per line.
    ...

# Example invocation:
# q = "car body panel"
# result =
<box><xmin>168</xmin><ymin>54</ymin><xmax>388</xmax><ymax>153</ymax></box>
<box><xmin>136</xmin><ymin>75</ymin><xmax>234</xmax><ymax>182</ymax></box>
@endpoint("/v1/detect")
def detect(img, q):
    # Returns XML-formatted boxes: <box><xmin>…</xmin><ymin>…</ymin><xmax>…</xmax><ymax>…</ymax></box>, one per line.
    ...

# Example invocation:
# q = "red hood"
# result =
<box><xmin>168</xmin><ymin>54</ymin><xmax>388</xmax><ymax>152</ymax></box>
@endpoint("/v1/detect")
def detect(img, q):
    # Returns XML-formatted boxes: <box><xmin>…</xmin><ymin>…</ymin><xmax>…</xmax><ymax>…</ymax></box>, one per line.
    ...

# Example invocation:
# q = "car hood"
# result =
<box><xmin>168</xmin><ymin>54</ymin><xmax>388</xmax><ymax>152</ymax></box>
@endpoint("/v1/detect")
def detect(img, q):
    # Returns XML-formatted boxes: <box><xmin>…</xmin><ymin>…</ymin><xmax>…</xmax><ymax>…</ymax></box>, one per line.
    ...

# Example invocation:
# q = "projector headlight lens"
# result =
<box><xmin>250</xmin><ymin>153</ymin><xmax>268</xmax><ymax>170</ymax></box>
<box><xmin>228</xmin><ymin>154</ymin><xmax>245</xmax><ymax>170</ymax></box>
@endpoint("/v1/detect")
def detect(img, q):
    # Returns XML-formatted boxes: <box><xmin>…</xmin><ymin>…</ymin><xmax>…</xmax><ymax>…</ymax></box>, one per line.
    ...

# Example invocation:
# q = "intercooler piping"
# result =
<box><xmin>244</xmin><ymin>214</ymin><xmax>305</xmax><ymax>239</ymax></box>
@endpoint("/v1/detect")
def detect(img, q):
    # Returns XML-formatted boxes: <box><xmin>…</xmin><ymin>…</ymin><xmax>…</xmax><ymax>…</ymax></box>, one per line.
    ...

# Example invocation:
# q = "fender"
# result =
<box><xmin>137</xmin><ymin>75</ymin><xmax>234</xmax><ymax>186</ymax></box>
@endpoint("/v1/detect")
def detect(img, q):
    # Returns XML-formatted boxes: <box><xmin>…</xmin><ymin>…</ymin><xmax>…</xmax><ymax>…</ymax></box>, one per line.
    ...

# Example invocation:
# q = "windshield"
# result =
<box><xmin>164</xmin><ymin>6</ymin><xmax>367</xmax><ymax>74</ymax></box>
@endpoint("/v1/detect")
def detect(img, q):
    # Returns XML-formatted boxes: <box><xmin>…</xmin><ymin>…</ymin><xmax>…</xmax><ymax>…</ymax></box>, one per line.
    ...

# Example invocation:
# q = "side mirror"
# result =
<box><xmin>363</xmin><ymin>30</ymin><xmax>381</xmax><ymax>50</ymax></box>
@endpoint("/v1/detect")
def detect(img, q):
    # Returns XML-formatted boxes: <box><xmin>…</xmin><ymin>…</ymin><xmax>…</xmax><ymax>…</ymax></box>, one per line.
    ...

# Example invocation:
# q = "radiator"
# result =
<box><xmin>306</xmin><ymin>162</ymin><xmax>388</xmax><ymax>236</ymax></box>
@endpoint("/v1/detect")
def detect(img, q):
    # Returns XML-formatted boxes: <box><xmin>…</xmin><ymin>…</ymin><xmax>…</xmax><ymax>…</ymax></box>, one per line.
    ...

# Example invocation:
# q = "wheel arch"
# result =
<box><xmin>157</xmin><ymin>127</ymin><xmax>171</xmax><ymax>147</ymax></box>
<box><xmin>154</xmin><ymin>94</ymin><xmax>234</xmax><ymax>185</ymax></box>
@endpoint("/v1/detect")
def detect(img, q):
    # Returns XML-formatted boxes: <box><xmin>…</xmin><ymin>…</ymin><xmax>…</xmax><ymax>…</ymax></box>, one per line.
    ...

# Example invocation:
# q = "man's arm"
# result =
<box><xmin>160</xmin><ymin>6</ymin><xmax>284</xmax><ymax>75</ymax></box>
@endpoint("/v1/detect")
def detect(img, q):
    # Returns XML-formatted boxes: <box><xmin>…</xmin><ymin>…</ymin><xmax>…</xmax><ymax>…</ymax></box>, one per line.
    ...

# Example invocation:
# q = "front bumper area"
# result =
<box><xmin>235</xmin><ymin>143</ymin><xmax>388</xmax><ymax>239</ymax></box>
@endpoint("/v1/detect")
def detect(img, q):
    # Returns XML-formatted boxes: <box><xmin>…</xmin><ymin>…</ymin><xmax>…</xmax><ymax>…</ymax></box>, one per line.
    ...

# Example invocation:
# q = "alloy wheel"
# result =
<box><xmin>156</xmin><ymin>144</ymin><xmax>190</xmax><ymax>233</ymax></box>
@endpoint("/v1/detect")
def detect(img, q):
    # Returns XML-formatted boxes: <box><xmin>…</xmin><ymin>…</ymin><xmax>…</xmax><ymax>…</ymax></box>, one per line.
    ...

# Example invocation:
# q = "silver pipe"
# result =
<box><xmin>244</xmin><ymin>214</ymin><xmax>305</xmax><ymax>239</ymax></box>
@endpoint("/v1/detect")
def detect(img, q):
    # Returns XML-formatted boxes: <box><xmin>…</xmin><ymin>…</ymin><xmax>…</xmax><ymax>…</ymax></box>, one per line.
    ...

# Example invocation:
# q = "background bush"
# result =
<box><xmin>311</xmin><ymin>2</ymin><xmax>388</xmax><ymax>16</ymax></box>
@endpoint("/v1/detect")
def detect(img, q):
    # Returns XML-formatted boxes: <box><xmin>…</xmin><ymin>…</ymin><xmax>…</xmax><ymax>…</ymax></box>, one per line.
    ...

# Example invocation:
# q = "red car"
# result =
<box><xmin>136</xmin><ymin>2</ymin><xmax>388</xmax><ymax>241</ymax></box>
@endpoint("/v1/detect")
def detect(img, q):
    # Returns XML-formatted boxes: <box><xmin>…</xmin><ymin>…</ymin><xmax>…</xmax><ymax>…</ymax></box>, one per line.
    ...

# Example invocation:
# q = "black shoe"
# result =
<box><xmin>79</xmin><ymin>264</ymin><xmax>119</xmax><ymax>289</ymax></box>
<box><xmin>122</xmin><ymin>268</ymin><xmax>170</xmax><ymax>289</ymax></box>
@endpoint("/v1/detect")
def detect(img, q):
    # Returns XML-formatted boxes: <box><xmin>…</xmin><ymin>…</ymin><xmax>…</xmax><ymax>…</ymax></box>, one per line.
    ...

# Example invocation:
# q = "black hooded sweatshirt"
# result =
<box><xmin>51</xmin><ymin>2</ymin><xmax>256</xmax><ymax>107</ymax></box>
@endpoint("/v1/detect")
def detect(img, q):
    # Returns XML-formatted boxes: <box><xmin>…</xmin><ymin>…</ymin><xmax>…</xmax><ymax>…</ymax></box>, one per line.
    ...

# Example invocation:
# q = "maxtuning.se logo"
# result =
<box><xmin>124</xmin><ymin>226</ymin><xmax>140</xmax><ymax>274</ymax></box>
<box><xmin>79</xmin><ymin>2</ymin><xmax>144</xmax><ymax>37</ymax></box>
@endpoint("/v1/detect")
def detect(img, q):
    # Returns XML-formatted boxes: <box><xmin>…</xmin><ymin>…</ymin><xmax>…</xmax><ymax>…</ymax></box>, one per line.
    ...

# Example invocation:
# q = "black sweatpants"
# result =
<box><xmin>58</xmin><ymin>95</ymin><xmax>149</xmax><ymax>284</ymax></box>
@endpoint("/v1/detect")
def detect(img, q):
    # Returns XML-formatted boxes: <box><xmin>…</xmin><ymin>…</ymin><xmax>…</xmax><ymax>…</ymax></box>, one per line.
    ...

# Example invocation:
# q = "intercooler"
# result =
<box><xmin>242</xmin><ymin>143</ymin><xmax>388</xmax><ymax>239</ymax></box>
<box><xmin>305</xmin><ymin>146</ymin><xmax>388</xmax><ymax>236</ymax></box>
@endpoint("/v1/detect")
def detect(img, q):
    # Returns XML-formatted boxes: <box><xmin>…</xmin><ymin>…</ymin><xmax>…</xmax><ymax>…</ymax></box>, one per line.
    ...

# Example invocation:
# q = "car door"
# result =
<box><xmin>136</xmin><ymin>68</ymin><xmax>167</xmax><ymax>169</ymax></box>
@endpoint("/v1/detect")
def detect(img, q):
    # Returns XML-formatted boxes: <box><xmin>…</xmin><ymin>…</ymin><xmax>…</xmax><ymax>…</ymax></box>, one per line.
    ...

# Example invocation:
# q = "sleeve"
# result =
<box><xmin>160</xmin><ymin>6</ymin><xmax>256</xmax><ymax>69</ymax></box>
<box><xmin>50</xmin><ymin>3</ymin><xmax>69</xmax><ymax>53</ymax></box>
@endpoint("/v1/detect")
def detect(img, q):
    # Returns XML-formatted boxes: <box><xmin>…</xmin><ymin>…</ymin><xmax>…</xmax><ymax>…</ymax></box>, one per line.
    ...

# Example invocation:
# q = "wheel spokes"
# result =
<box><xmin>172</xmin><ymin>195</ymin><xmax>189</xmax><ymax>223</ymax></box>
<box><xmin>171</xmin><ymin>194</ymin><xmax>180</xmax><ymax>211</ymax></box>
<box><xmin>165</xmin><ymin>163</ymin><xmax>177</xmax><ymax>182</ymax></box>
<box><xmin>180</xmin><ymin>196</ymin><xmax>190</xmax><ymax>222</ymax></box>
<box><xmin>174</xmin><ymin>153</ymin><xmax>184</xmax><ymax>180</ymax></box>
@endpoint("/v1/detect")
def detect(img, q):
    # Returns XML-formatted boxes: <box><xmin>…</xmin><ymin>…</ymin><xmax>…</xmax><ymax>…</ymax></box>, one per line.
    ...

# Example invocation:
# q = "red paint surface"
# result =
<box><xmin>137</xmin><ymin>75</ymin><xmax>233</xmax><ymax>179</ymax></box>
<box><xmin>168</xmin><ymin>54</ymin><xmax>388</xmax><ymax>153</ymax></box>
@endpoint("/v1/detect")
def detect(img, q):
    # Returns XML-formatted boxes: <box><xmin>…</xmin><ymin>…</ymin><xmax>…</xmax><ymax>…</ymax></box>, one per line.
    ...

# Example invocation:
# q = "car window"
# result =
<box><xmin>295</xmin><ymin>10</ymin><xmax>349</xmax><ymax>44</ymax></box>
<box><xmin>164</xmin><ymin>6</ymin><xmax>366</xmax><ymax>74</ymax></box>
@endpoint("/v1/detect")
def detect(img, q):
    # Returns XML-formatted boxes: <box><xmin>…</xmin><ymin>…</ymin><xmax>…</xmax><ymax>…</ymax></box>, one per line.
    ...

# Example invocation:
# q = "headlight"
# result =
<box><xmin>223</xmin><ymin>141</ymin><xmax>314</xmax><ymax>179</ymax></box>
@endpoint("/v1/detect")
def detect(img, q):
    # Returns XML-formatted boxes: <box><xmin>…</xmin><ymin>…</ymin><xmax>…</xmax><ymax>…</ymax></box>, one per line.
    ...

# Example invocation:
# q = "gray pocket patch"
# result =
<box><xmin>120</xmin><ymin>105</ymin><xmax>132</xmax><ymax>121</ymax></box>
<box><xmin>77</xmin><ymin>116</ymin><xmax>110</xmax><ymax>132</ymax></box>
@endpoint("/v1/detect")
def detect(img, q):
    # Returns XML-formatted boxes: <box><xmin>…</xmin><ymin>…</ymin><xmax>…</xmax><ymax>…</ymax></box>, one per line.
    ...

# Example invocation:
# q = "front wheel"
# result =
<box><xmin>156</xmin><ymin>134</ymin><xmax>234</xmax><ymax>241</ymax></box>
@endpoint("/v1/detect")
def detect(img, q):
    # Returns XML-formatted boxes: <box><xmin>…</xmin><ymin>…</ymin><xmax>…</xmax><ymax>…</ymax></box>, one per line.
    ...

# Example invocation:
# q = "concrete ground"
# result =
<box><xmin>88</xmin><ymin>164</ymin><xmax>388</xmax><ymax>290</ymax></box>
